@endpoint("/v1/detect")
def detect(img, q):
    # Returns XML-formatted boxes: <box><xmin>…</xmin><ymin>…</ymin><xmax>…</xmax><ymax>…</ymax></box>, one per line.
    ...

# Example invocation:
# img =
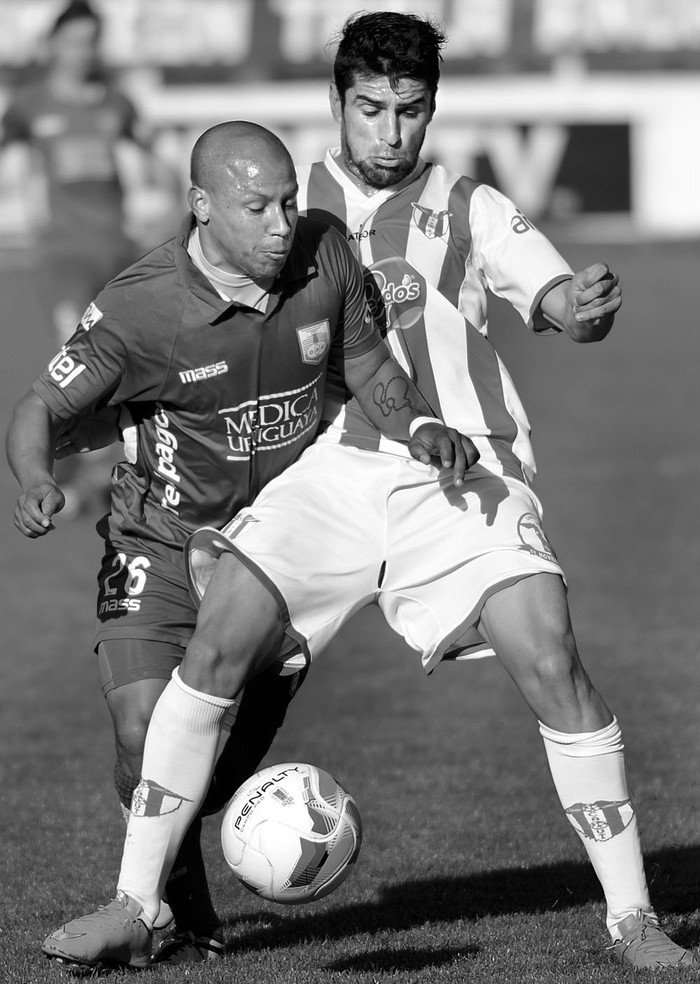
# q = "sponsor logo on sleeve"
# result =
<box><xmin>79</xmin><ymin>302</ymin><xmax>103</xmax><ymax>331</ymax></box>
<box><xmin>511</xmin><ymin>209</ymin><xmax>535</xmax><ymax>234</ymax></box>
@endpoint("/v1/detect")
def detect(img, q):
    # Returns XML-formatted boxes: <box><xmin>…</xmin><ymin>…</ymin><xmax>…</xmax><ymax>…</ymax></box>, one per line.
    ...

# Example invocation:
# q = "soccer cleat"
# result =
<box><xmin>609</xmin><ymin>909</ymin><xmax>696</xmax><ymax>969</ymax></box>
<box><xmin>41</xmin><ymin>892</ymin><xmax>153</xmax><ymax>969</ymax></box>
<box><xmin>151</xmin><ymin>929</ymin><xmax>225</xmax><ymax>964</ymax></box>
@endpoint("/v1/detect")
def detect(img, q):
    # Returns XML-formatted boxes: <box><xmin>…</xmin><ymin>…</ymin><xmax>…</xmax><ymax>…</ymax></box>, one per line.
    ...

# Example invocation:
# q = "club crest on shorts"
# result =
<box><xmin>565</xmin><ymin>798</ymin><xmax>635</xmax><ymax>841</ymax></box>
<box><xmin>411</xmin><ymin>203</ymin><xmax>450</xmax><ymax>240</ymax></box>
<box><xmin>296</xmin><ymin>320</ymin><xmax>330</xmax><ymax>365</ymax></box>
<box><xmin>517</xmin><ymin>512</ymin><xmax>556</xmax><ymax>562</ymax></box>
<box><xmin>79</xmin><ymin>301</ymin><xmax>103</xmax><ymax>331</ymax></box>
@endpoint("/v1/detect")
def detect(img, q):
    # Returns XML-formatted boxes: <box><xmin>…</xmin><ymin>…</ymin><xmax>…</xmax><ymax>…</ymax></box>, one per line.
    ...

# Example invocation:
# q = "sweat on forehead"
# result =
<box><xmin>190</xmin><ymin>121</ymin><xmax>292</xmax><ymax>190</ymax></box>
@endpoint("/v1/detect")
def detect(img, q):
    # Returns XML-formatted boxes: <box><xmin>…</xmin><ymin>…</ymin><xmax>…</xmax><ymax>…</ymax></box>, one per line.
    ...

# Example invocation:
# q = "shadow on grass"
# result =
<box><xmin>225</xmin><ymin>844</ymin><xmax>700</xmax><ymax>953</ymax></box>
<box><xmin>325</xmin><ymin>945</ymin><xmax>478</xmax><ymax>974</ymax></box>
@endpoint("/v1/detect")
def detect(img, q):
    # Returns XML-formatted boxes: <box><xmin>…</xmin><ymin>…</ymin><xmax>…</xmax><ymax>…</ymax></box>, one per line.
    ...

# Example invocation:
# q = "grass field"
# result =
<box><xmin>1</xmin><ymin>238</ymin><xmax>699</xmax><ymax>983</ymax></box>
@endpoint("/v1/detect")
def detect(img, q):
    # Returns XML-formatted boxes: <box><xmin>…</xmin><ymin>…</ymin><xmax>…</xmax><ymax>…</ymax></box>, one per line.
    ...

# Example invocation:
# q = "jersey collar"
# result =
<box><xmin>174</xmin><ymin>215</ymin><xmax>317</xmax><ymax>323</ymax></box>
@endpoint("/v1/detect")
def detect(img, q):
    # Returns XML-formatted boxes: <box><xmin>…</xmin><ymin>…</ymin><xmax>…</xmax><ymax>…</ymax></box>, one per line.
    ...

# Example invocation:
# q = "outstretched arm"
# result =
<box><xmin>6</xmin><ymin>390</ymin><xmax>66</xmax><ymax>537</ymax></box>
<box><xmin>343</xmin><ymin>343</ymin><xmax>480</xmax><ymax>486</ymax></box>
<box><xmin>540</xmin><ymin>262</ymin><xmax>622</xmax><ymax>342</ymax></box>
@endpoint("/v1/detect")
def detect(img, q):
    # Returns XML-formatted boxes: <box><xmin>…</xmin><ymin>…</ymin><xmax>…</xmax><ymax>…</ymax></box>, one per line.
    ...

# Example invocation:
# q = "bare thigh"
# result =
<box><xmin>181</xmin><ymin>553</ymin><xmax>286</xmax><ymax>698</ymax></box>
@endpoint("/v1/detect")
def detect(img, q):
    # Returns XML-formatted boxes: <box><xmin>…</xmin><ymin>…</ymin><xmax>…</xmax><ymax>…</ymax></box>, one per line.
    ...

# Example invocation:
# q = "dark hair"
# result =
<box><xmin>333</xmin><ymin>11</ymin><xmax>446</xmax><ymax>102</ymax></box>
<box><xmin>49</xmin><ymin>0</ymin><xmax>101</xmax><ymax>38</ymax></box>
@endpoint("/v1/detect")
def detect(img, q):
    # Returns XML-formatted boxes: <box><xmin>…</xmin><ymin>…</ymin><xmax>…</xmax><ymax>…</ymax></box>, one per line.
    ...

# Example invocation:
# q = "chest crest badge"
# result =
<box><xmin>296</xmin><ymin>320</ymin><xmax>330</xmax><ymax>365</ymax></box>
<box><xmin>411</xmin><ymin>203</ymin><xmax>451</xmax><ymax>240</ymax></box>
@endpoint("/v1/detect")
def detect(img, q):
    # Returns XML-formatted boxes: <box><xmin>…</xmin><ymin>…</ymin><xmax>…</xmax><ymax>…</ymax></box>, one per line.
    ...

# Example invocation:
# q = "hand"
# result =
<box><xmin>14</xmin><ymin>481</ymin><xmax>66</xmax><ymax>537</ymax></box>
<box><xmin>408</xmin><ymin>423</ymin><xmax>480</xmax><ymax>486</ymax></box>
<box><xmin>568</xmin><ymin>262</ymin><xmax>621</xmax><ymax>340</ymax></box>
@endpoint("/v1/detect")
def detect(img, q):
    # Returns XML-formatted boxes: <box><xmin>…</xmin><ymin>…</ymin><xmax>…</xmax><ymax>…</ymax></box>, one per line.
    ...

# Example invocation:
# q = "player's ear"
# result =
<box><xmin>429</xmin><ymin>95</ymin><xmax>437</xmax><ymax>123</ymax></box>
<box><xmin>329</xmin><ymin>83</ymin><xmax>343</xmax><ymax>124</ymax></box>
<box><xmin>188</xmin><ymin>185</ymin><xmax>210</xmax><ymax>223</ymax></box>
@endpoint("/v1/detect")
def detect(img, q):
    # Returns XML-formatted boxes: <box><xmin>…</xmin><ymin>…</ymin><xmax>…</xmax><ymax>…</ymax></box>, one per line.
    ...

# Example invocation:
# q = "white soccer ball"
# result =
<box><xmin>221</xmin><ymin>762</ymin><xmax>362</xmax><ymax>904</ymax></box>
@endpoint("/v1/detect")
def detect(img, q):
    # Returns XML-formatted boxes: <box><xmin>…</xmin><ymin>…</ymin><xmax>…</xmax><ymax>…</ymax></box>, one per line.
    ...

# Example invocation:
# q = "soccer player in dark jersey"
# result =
<box><xmin>1</xmin><ymin>0</ymin><xmax>173</xmax><ymax>516</ymax></box>
<box><xmin>8</xmin><ymin>119</ymin><xmax>477</xmax><ymax>970</ymax></box>
<box><xmin>39</xmin><ymin>13</ymin><xmax>695</xmax><ymax>974</ymax></box>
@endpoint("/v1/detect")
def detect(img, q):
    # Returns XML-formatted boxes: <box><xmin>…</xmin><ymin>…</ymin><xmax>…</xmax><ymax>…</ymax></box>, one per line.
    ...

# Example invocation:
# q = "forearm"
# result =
<box><xmin>6</xmin><ymin>391</ymin><xmax>57</xmax><ymax>489</ymax></box>
<box><xmin>345</xmin><ymin>348</ymin><xmax>436</xmax><ymax>441</ymax></box>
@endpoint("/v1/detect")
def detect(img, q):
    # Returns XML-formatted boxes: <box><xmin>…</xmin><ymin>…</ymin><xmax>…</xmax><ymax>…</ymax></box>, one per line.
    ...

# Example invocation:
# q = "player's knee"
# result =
<box><xmin>106</xmin><ymin>681</ymin><xmax>163</xmax><ymax>772</ymax></box>
<box><xmin>182</xmin><ymin>626</ymin><xmax>264</xmax><ymax>697</ymax></box>
<box><xmin>113</xmin><ymin>718</ymin><xmax>149</xmax><ymax>775</ymax></box>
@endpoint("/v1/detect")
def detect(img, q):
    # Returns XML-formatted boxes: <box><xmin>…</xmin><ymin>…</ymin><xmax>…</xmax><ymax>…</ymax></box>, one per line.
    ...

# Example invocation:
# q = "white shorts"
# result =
<box><xmin>186</xmin><ymin>444</ymin><xmax>565</xmax><ymax>674</ymax></box>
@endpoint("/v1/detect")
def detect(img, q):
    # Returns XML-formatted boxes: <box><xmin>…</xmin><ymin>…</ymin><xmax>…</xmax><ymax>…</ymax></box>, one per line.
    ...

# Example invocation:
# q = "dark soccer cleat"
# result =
<box><xmin>609</xmin><ymin>909</ymin><xmax>696</xmax><ymax>969</ymax></box>
<box><xmin>151</xmin><ymin>929</ymin><xmax>225</xmax><ymax>964</ymax></box>
<box><xmin>41</xmin><ymin>891</ymin><xmax>152</xmax><ymax>969</ymax></box>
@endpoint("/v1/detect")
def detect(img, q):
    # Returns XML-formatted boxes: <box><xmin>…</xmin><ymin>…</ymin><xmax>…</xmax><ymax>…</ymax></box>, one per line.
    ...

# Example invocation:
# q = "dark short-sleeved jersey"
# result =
<box><xmin>33</xmin><ymin>215</ymin><xmax>381</xmax><ymax>548</ymax></box>
<box><xmin>0</xmin><ymin>80</ymin><xmax>139</xmax><ymax>241</ymax></box>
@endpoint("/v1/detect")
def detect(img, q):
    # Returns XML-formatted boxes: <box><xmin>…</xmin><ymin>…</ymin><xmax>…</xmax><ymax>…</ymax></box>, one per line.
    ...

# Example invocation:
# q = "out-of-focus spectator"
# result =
<box><xmin>0</xmin><ymin>0</ymin><xmax>177</xmax><ymax>515</ymax></box>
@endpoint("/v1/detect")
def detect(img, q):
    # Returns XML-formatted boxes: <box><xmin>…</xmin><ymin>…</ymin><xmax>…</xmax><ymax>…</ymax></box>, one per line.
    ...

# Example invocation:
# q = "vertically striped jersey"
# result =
<box><xmin>298</xmin><ymin>149</ymin><xmax>573</xmax><ymax>483</ymax></box>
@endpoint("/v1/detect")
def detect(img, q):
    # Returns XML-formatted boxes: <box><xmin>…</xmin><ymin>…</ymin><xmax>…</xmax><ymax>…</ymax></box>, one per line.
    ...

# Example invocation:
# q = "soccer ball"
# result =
<box><xmin>221</xmin><ymin>762</ymin><xmax>362</xmax><ymax>904</ymax></box>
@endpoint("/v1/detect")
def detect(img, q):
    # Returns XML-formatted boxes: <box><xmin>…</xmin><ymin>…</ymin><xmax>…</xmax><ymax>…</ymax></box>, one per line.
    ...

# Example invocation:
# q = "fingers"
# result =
<box><xmin>14</xmin><ymin>485</ymin><xmax>64</xmax><ymax>537</ymax></box>
<box><xmin>408</xmin><ymin>425</ymin><xmax>480</xmax><ymax>485</ymax></box>
<box><xmin>572</xmin><ymin>263</ymin><xmax>622</xmax><ymax>322</ymax></box>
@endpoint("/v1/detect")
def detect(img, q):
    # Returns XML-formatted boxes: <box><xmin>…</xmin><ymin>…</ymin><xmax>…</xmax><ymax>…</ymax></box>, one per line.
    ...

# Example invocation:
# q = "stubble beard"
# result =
<box><xmin>341</xmin><ymin>134</ymin><xmax>419</xmax><ymax>191</ymax></box>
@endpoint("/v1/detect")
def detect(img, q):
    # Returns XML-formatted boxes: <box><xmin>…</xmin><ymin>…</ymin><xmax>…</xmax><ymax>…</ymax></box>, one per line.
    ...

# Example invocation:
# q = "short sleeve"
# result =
<box><xmin>326</xmin><ymin>228</ymin><xmax>382</xmax><ymax>360</ymax></box>
<box><xmin>32</xmin><ymin>301</ymin><xmax>127</xmax><ymax>420</ymax></box>
<box><xmin>469</xmin><ymin>184</ymin><xmax>573</xmax><ymax>333</ymax></box>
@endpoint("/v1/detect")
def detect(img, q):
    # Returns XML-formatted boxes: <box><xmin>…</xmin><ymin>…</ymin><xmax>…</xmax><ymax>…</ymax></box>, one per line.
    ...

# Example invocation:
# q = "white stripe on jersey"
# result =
<box><xmin>301</xmin><ymin>150</ymin><xmax>573</xmax><ymax>483</ymax></box>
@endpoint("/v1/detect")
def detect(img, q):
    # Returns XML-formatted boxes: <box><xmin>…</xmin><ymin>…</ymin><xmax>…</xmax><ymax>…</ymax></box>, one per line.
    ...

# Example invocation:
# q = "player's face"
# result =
<box><xmin>331</xmin><ymin>74</ymin><xmax>434</xmax><ymax>192</ymax></box>
<box><xmin>49</xmin><ymin>18</ymin><xmax>101</xmax><ymax>80</ymax></box>
<box><xmin>194</xmin><ymin>156</ymin><xmax>299</xmax><ymax>281</ymax></box>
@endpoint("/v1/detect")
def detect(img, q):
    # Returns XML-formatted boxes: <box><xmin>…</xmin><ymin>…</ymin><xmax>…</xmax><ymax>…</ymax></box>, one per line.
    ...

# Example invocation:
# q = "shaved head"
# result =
<box><xmin>187</xmin><ymin>121</ymin><xmax>299</xmax><ymax>280</ymax></box>
<box><xmin>190</xmin><ymin>121</ymin><xmax>293</xmax><ymax>194</ymax></box>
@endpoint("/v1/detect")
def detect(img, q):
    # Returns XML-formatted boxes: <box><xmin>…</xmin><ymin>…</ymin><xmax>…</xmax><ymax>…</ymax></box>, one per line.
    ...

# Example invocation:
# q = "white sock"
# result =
<box><xmin>539</xmin><ymin>716</ymin><xmax>652</xmax><ymax>935</ymax></box>
<box><xmin>117</xmin><ymin>668</ymin><xmax>235</xmax><ymax>923</ymax></box>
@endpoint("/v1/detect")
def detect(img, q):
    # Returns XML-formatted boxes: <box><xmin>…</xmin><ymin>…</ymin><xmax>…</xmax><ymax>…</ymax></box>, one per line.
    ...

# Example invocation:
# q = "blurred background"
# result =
<box><xmin>1</xmin><ymin>0</ymin><xmax>699</xmax><ymax>253</ymax></box>
<box><xmin>2</xmin><ymin>8</ymin><xmax>699</xmax><ymax>977</ymax></box>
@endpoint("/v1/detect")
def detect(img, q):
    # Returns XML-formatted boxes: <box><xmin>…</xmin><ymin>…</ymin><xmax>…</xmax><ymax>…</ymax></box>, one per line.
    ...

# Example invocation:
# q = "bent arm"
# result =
<box><xmin>342</xmin><ymin>342</ymin><xmax>432</xmax><ymax>440</ymax></box>
<box><xmin>6</xmin><ymin>390</ymin><xmax>66</xmax><ymax>536</ymax></box>
<box><xmin>342</xmin><ymin>343</ymin><xmax>480</xmax><ymax>485</ymax></box>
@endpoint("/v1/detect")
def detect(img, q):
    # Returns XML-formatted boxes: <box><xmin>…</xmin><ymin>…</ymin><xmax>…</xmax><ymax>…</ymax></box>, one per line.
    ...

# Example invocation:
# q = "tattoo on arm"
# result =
<box><xmin>372</xmin><ymin>377</ymin><xmax>422</xmax><ymax>418</ymax></box>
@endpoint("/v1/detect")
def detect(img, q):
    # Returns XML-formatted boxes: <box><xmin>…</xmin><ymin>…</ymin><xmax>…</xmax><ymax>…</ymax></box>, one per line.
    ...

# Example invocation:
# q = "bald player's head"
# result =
<box><xmin>188</xmin><ymin>121</ymin><xmax>299</xmax><ymax>281</ymax></box>
<box><xmin>190</xmin><ymin>121</ymin><xmax>293</xmax><ymax>194</ymax></box>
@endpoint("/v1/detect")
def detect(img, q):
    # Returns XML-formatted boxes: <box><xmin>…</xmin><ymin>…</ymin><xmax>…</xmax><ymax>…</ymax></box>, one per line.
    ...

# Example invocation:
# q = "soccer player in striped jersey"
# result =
<box><xmin>40</xmin><ymin>14</ymin><xmax>692</xmax><ymax>972</ymax></box>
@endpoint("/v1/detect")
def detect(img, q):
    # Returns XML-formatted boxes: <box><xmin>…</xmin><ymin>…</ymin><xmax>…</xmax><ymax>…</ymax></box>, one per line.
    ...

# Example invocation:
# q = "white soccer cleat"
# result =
<box><xmin>41</xmin><ymin>891</ymin><xmax>152</xmax><ymax>969</ymax></box>
<box><xmin>609</xmin><ymin>909</ymin><xmax>695</xmax><ymax>969</ymax></box>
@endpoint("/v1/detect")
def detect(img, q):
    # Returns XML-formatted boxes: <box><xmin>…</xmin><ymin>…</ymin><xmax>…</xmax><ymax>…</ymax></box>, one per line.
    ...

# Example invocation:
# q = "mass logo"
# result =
<box><xmin>365</xmin><ymin>258</ymin><xmax>424</xmax><ymax>334</ymax></box>
<box><xmin>411</xmin><ymin>202</ymin><xmax>450</xmax><ymax>240</ymax></box>
<box><xmin>296</xmin><ymin>321</ymin><xmax>330</xmax><ymax>365</ymax></box>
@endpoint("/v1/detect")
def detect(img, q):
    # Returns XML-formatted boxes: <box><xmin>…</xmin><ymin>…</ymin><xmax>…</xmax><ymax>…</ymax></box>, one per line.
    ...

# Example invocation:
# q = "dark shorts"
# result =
<box><xmin>95</xmin><ymin>534</ymin><xmax>195</xmax><ymax>692</ymax></box>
